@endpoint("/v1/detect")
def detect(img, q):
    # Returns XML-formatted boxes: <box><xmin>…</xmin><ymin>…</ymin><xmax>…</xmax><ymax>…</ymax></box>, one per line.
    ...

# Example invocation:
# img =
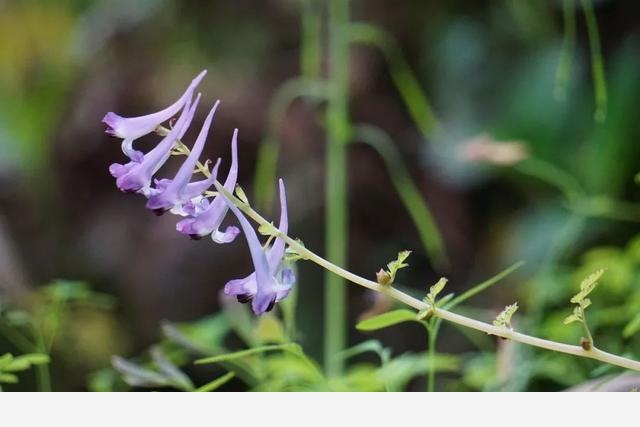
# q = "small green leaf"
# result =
<box><xmin>376</xmin><ymin>251</ymin><xmax>411</xmax><ymax>285</ymax></box>
<box><xmin>0</xmin><ymin>353</ymin><xmax>13</xmax><ymax>370</ymax></box>
<box><xmin>563</xmin><ymin>306</ymin><xmax>583</xmax><ymax>325</ymax></box>
<box><xmin>493</xmin><ymin>303</ymin><xmax>518</xmax><ymax>329</ymax></box>
<box><xmin>0</xmin><ymin>373</ymin><xmax>18</xmax><ymax>384</ymax></box>
<box><xmin>425</xmin><ymin>277</ymin><xmax>448</xmax><ymax>305</ymax></box>
<box><xmin>4</xmin><ymin>354</ymin><xmax>50</xmax><ymax>372</ymax></box>
<box><xmin>258</xmin><ymin>222</ymin><xmax>277</xmax><ymax>236</ymax></box>
<box><xmin>356</xmin><ymin>309</ymin><xmax>418</xmax><ymax>331</ymax></box>
<box><xmin>235</xmin><ymin>185</ymin><xmax>250</xmax><ymax>204</ymax></box>
<box><xmin>285</xmin><ymin>239</ymin><xmax>308</xmax><ymax>262</ymax></box>
<box><xmin>570</xmin><ymin>269</ymin><xmax>605</xmax><ymax>304</ymax></box>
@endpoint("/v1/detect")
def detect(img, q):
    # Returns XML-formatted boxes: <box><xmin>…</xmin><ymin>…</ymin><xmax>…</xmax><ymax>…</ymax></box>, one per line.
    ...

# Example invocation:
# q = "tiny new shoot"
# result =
<box><xmin>376</xmin><ymin>250</ymin><xmax>412</xmax><ymax>286</ymax></box>
<box><xmin>563</xmin><ymin>268</ymin><xmax>604</xmax><ymax>350</ymax></box>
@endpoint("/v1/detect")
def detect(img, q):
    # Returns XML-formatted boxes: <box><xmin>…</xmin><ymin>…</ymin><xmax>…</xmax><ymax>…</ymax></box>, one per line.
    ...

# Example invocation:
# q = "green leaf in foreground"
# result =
<box><xmin>194</xmin><ymin>372</ymin><xmax>236</xmax><ymax>392</ymax></box>
<box><xmin>356</xmin><ymin>309</ymin><xmax>418</xmax><ymax>331</ymax></box>
<box><xmin>194</xmin><ymin>343</ymin><xmax>301</xmax><ymax>365</ymax></box>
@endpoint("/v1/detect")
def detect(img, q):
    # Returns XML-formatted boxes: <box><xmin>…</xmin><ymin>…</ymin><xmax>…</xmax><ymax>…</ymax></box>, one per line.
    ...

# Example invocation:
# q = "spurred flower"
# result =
<box><xmin>220</xmin><ymin>179</ymin><xmax>295</xmax><ymax>315</ymax></box>
<box><xmin>109</xmin><ymin>94</ymin><xmax>200</xmax><ymax>195</ymax></box>
<box><xmin>175</xmin><ymin>129</ymin><xmax>240</xmax><ymax>243</ymax></box>
<box><xmin>145</xmin><ymin>101</ymin><xmax>221</xmax><ymax>215</ymax></box>
<box><xmin>103</xmin><ymin>70</ymin><xmax>207</xmax><ymax>159</ymax></box>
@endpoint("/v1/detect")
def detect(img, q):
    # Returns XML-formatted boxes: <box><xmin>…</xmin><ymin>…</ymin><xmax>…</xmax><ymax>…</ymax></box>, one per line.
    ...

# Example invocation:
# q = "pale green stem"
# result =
<box><xmin>214</xmin><ymin>184</ymin><xmax>640</xmax><ymax>373</ymax></box>
<box><xmin>162</xmin><ymin>129</ymin><xmax>640</xmax><ymax>373</ymax></box>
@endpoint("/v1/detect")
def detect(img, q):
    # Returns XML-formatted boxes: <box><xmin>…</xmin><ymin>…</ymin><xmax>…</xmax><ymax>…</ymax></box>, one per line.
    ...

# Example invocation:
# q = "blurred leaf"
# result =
<box><xmin>254</xmin><ymin>314</ymin><xmax>286</xmax><ymax>344</ymax></box>
<box><xmin>195</xmin><ymin>343</ymin><xmax>301</xmax><ymax>365</ymax></box>
<box><xmin>356</xmin><ymin>309</ymin><xmax>419</xmax><ymax>331</ymax></box>
<box><xmin>0</xmin><ymin>373</ymin><xmax>18</xmax><ymax>384</ymax></box>
<box><xmin>4</xmin><ymin>353</ymin><xmax>50</xmax><ymax>372</ymax></box>
<box><xmin>194</xmin><ymin>372</ymin><xmax>236</xmax><ymax>392</ymax></box>
<box><xmin>150</xmin><ymin>347</ymin><xmax>193</xmax><ymax>391</ymax></box>
<box><xmin>111</xmin><ymin>356</ymin><xmax>169</xmax><ymax>388</ymax></box>
<box><xmin>337</xmin><ymin>340</ymin><xmax>391</xmax><ymax>365</ymax></box>
<box><xmin>623</xmin><ymin>313</ymin><xmax>640</xmax><ymax>338</ymax></box>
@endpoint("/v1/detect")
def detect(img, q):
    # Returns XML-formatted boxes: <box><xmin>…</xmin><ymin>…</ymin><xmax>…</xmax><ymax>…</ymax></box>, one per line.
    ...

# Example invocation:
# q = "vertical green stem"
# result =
<box><xmin>580</xmin><ymin>0</ymin><xmax>607</xmax><ymax>122</ymax></box>
<box><xmin>554</xmin><ymin>0</ymin><xmax>576</xmax><ymax>100</ymax></box>
<box><xmin>427</xmin><ymin>321</ymin><xmax>438</xmax><ymax>392</ymax></box>
<box><xmin>301</xmin><ymin>0</ymin><xmax>322</xmax><ymax>79</ymax></box>
<box><xmin>324</xmin><ymin>0</ymin><xmax>350</xmax><ymax>377</ymax></box>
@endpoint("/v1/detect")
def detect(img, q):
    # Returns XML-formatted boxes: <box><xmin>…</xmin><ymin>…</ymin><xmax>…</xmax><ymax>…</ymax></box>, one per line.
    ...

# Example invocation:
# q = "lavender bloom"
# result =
<box><xmin>103</xmin><ymin>70</ymin><xmax>207</xmax><ymax>159</ymax></box>
<box><xmin>109</xmin><ymin>94</ymin><xmax>200</xmax><ymax>195</ymax></box>
<box><xmin>145</xmin><ymin>101</ymin><xmax>221</xmax><ymax>215</ymax></box>
<box><xmin>220</xmin><ymin>179</ymin><xmax>295</xmax><ymax>315</ymax></box>
<box><xmin>175</xmin><ymin>129</ymin><xmax>240</xmax><ymax>243</ymax></box>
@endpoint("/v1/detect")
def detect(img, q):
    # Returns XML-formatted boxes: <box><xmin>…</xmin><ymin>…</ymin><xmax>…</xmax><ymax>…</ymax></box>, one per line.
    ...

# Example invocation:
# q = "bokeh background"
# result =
<box><xmin>1</xmin><ymin>0</ymin><xmax>640</xmax><ymax>391</ymax></box>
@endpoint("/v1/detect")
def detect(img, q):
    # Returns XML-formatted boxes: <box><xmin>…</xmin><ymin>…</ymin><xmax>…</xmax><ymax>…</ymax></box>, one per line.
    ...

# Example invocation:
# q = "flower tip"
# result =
<box><xmin>192</xmin><ymin>70</ymin><xmax>208</xmax><ymax>86</ymax></box>
<box><xmin>102</xmin><ymin>112</ymin><xmax>122</xmax><ymax>137</ymax></box>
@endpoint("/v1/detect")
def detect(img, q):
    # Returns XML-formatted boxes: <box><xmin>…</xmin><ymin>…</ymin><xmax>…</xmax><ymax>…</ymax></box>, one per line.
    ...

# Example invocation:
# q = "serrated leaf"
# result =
<box><xmin>356</xmin><ymin>309</ymin><xmax>418</xmax><ymax>331</ymax></box>
<box><xmin>493</xmin><ymin>303</ymin><xmax>518</xmax><ymax>329</ymax></box>
<box><xmin>426</xmin><ymin>277</ymin><xmax>448</xmax><ymax>305</ymax></box>
<box><xmin>571</xmin><ymin>269</ymin><xmax>605</xmax><ymax>304</ymax></box>
<box><xmin>376</xmin><ymin>251</ymin><xmax>411</xmax><ymax>285</ymax></box>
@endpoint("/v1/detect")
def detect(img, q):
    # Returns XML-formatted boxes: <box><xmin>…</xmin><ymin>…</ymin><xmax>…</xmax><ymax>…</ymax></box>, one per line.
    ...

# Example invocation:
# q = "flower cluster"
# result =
<box><xmin>103</xmin><ymin>70</ymin><xmax>294</xmax><ymax>314</ymax></box>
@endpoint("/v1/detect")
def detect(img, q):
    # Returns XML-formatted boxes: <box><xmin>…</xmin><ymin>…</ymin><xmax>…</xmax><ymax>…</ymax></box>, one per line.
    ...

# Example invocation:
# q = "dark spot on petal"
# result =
<box><xmin>236</xmin><ymin>294</ymin><xmax>252</xmax><ymax>304</ymax></box>
<box><xmin>265</xmin><ymin>297</ymin><xmax>276</xmax><ymax>312</ymax></box>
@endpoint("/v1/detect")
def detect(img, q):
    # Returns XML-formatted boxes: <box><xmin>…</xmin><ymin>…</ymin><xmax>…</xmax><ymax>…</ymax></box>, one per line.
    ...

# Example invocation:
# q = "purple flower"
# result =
<box><xmin>145</xmin><ymin>101</ymin><xmax>221</xmax><ymax>215</ymax></box>
<box><xmin>109</xmin><ymin>94</ymin><xmax>200</xmax><ymax>195</ymax></box>
<box><xmin>175</xmin><ymin>129</ymin><xmax>240</xmax><ymax>243</ymax></box>
<box><xmin>103</xmin><ymin>70</ymin><xmax>207</xmax><ymax>159</ymax></box>
<box><xmin>220</xmin><ymin>179</ymin><xmax>295</xmax><ymax>315</ymax></box>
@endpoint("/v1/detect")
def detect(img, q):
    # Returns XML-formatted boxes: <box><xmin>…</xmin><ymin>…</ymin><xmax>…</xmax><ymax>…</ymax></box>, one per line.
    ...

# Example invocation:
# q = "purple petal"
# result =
<box><xmin>212</xmin><ymin>226</ymin><xmax>240</xmax><ymax>243</ymax></box>
<box><xmin>266</xmin><ymin>179</ymin><xmax>288</xmax><ymax>270</ymax></box>
<box><xmin>225</xmin><ymin>274</ymin><xmax>258</xmax><ymax>303</ymax></box>
<box><xmin>112</xmin><ymin>94</ymin><xmax>199</xmax><ymax>194</ymax></box>
<box><xmin>174</xmin><ymin>130</ymin><xmax>239</xmax><ymax>239</ymax></box>
<box><xmin>145</xmin><ymin>101</ymin><xmax>220</xmax><ymax>213</ymax></box>
<box><xmin>103</xmin><ymin>70</ymin><xmax>206</xmax><ymax>154</ymax></box>
<box><xmin>218</xmin><ymin>185</ymin><xmax>277</xmax><ymax>315</ymax></box>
